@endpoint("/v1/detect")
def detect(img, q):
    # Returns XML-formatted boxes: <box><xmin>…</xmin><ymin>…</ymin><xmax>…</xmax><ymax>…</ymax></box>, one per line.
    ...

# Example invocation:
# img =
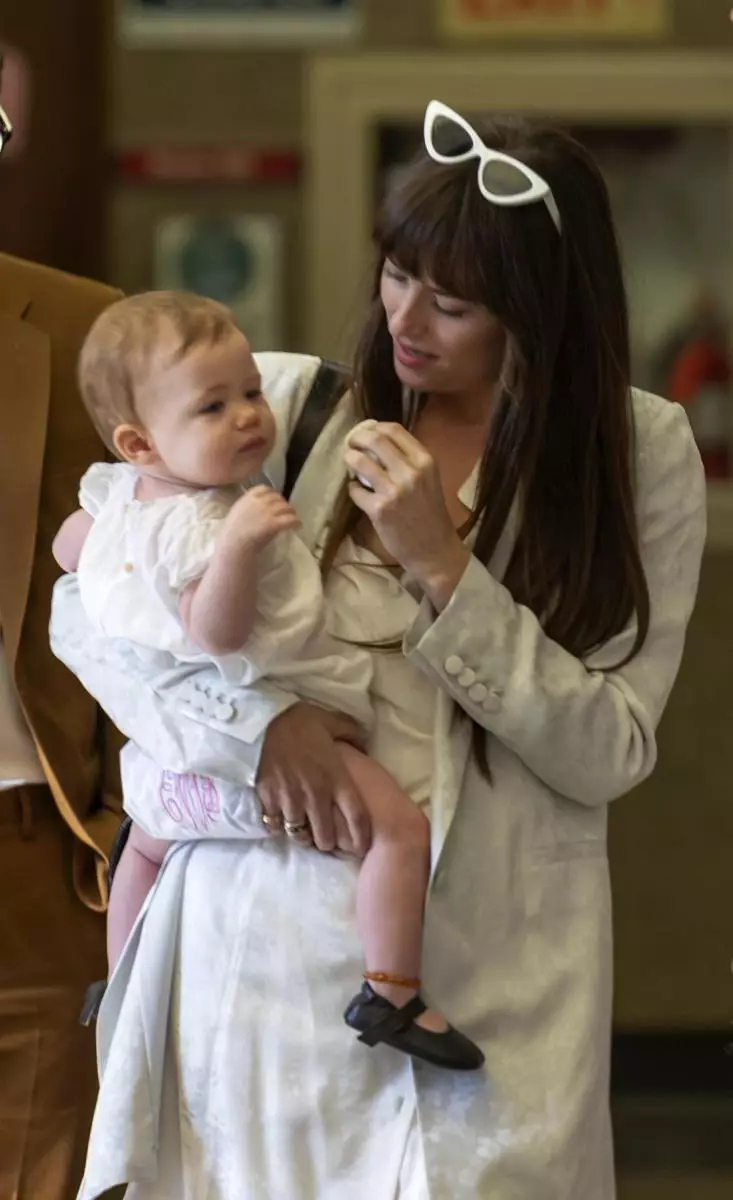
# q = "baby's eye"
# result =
<box><xmin>244</xmin><ymin>388</ymin><xmax>263</xmax><ymax>402</ymax></box>
<box><xmin>201</xmin><ymin>399</ymin><xmax>225</xmax><ymax>415</ymax></box>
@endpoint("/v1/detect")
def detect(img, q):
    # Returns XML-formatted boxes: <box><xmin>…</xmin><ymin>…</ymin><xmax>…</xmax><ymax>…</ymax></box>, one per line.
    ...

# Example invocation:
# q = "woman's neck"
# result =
<box><xmin>420</xmin><ymin>381</ymin><xmax>497</xmax><ymax>433</ymax></box>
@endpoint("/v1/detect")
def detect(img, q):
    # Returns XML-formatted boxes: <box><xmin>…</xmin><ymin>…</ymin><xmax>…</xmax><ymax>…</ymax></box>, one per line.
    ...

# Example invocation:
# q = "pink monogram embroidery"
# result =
<box><xmin>159</xmin><ymin>771</ymin><xmax>221</xmax><ymax>832</ymax></box>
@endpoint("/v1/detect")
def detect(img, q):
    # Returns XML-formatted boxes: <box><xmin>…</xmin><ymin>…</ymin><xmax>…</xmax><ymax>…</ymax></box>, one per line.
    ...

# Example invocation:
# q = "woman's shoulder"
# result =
<box><xmin>631</xmin><ymin>387</ymin><xmax>700</xmax><ymax>475</ymax></box>
<box><xmin>629</xmin><ymin>387</ymin><xmax>706</xmax><ymax>530</ymax></box>
<box><xmin>254</xmin><ymin>352</ymin><xmax>323</xmax><ymax>433</ymax></box>
<box><xmin>254</xmin><ymin>352</ymin><xmax>353</xmax><ymax>495</ymax></box>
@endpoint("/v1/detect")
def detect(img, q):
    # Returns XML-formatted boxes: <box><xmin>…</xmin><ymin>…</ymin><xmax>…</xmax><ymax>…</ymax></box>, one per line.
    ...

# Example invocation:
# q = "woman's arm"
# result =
<box><xmin>403</xmin><ymin>402</ymin><xmax>706</xmax><ymax>805</ymax></box>
<box><xmin>52</xmin><ymin>508</ymin><xmax>94</xmax><ymax>572</ymax></box>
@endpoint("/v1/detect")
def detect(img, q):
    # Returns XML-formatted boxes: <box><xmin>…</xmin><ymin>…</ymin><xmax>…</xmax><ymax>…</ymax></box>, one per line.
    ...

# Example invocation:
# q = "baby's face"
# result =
<box><xmin>135</xmin><ymin>328</ymin><xmax>276</xmax><ymax>489</ymax></box>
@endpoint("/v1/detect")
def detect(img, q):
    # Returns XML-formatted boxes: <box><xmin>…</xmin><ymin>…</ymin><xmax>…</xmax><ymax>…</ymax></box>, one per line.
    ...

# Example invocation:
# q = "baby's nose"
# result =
<box><xmin>234</xmin><ymin>405</ymin><xmax>257</xmax><ymax>428</ymax></box>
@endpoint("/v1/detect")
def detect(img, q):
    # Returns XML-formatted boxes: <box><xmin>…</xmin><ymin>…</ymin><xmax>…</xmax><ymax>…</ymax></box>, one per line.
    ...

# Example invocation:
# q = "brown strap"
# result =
<box><xmin>283</xmin><ymin>359</ymin><xmax>351</xmax><ymax>499</ymax></box>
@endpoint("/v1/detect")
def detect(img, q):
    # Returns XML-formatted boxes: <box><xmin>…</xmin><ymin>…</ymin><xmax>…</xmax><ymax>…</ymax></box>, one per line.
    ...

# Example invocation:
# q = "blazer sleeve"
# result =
<box><xmin>403</xmin><ymin>401</ymin><xmax>707</xmax><ymax>806</ymax></box>
<box><xmin>51</xmin><ymin>575</ymin><xmax>296</xmax><ymax>787</ymax></box>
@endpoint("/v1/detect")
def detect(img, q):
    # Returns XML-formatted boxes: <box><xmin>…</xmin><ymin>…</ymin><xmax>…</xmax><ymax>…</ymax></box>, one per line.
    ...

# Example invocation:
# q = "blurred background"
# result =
<box><xmin>1</xmin><ymin>1</ymin><xmax>732</xmax><ymax>1195</ymax></box>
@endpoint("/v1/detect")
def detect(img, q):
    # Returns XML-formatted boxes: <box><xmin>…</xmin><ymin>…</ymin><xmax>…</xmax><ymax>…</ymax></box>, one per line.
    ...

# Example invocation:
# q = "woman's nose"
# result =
<box><xmin>388</xmin><ymin>291</ymin><xmax>427</xmax><ymax>341</ymax></box>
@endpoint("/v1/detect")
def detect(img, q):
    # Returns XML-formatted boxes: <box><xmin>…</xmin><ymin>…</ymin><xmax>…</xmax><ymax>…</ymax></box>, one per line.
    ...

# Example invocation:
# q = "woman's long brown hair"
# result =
<box><xmin>321</xmin><ymin>117</ymin><xmax>649</xmax><ymax>778</ymax></box>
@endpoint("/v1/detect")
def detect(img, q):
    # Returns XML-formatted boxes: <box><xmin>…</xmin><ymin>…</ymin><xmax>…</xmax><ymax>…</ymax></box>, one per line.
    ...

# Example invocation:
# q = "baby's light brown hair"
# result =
<box><xmin>78</xmin><ymin>290</ymin><xmax>240</xmax><ymax>454</ymax></box>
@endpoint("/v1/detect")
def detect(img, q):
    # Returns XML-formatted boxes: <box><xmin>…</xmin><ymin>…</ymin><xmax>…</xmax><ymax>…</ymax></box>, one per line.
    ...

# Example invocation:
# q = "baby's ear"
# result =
<box><xmin>113</xmin><ymin>424</ymin><xmax>156</xmax><ymax>466</ymax></box>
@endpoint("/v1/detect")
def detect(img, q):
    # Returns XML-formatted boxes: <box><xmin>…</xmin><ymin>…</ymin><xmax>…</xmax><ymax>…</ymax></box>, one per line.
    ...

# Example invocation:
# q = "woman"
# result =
<box><xmin>53</xmin><ymin>102</ymin><xmax>706</xmax><ymax>1198</ymax></box>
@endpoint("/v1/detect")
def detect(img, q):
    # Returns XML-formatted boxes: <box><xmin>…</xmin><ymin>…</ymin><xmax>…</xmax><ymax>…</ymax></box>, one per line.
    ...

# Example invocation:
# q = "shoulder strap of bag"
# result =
<box><xmin>283</xmin><ymin>358</ymin><xmax>351</xmax><ymax>499</ymax></box>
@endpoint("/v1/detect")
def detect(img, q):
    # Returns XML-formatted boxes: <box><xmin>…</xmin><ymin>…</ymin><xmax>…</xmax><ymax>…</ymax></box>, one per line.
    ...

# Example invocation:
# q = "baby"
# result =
<box><xmin>53</xmin><ymin>291</ymin><xmax>483</xmax><ymax>1071</ymax></box>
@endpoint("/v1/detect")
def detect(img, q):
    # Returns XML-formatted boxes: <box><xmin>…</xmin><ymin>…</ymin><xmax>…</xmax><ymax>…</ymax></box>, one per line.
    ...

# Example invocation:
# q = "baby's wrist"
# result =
<box><xmin>219</xmin><ymin>523</ymin><xmax>263</xmax><ymax>558</ymax></box>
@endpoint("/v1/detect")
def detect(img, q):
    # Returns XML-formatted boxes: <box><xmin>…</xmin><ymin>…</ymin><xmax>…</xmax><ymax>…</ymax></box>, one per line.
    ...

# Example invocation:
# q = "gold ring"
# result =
<box><xmin>284</xmin><ymin>820</ymin><xmax>310</xmax><ymax>837</ymax></box>
<box><xmin>261</xmin><ymin>812</ymin><xmax>284</xmax><ymax>831</ymax></box>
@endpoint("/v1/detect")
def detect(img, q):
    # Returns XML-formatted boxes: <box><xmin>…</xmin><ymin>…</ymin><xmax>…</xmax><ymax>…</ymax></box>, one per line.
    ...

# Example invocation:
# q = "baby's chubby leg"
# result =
<box><xmin>338</xmin><ymin>744</ymin><xmax>447</xmax><ymax>1033</ymax></box>
<box><xmin>107</xmin><ymin>823</ymin><xmax>171</xmax><ymax>972</ymax></box>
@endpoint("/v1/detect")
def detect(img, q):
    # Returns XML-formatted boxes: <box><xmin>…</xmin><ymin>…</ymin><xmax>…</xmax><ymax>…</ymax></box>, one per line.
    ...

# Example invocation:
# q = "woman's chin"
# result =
<box><xmin>392</xmin><ymin>353</ymin><xmax>434</xmax><ymax>389</ymax></box>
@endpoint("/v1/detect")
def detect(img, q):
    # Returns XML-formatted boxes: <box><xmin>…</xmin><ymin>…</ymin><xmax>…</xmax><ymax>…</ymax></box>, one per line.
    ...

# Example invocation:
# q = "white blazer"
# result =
<box><xmin>52</xmin><ymin>352</ymin><xmax>706</xmax><ymax>1198</ymax></box>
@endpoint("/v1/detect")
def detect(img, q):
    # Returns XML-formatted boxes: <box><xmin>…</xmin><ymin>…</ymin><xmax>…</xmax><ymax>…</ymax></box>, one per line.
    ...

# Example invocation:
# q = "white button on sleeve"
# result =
<box><xmin>468</xmin><ymin>682</ymin><xmax>488</xmax><ymax>703</ymax></box>
<box><xmin>482</xmin><ymin>691</ymin><xmax>502</xmax><ymax>714</ymax></box>
<box><xmin>444</xmin><ymin>655</ymin><xmax>464</xmax><ymax>676</ymax></box>
<box><xmin>458</xmin><ymin>668</ymin><xmax>476</xmax><ymax>688</ymax></box>
<box><xmin>214</xmin><ymin>701</ymin><xmax>236</xmax><ymax>723</ymax></box>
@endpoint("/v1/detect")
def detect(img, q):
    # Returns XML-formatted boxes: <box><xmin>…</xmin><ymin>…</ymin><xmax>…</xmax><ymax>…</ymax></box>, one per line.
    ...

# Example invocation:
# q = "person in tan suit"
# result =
<box><xmin>0</xmin><ymin>248</ymin><xmax>124</xmax><ymax>1198</ymax></box>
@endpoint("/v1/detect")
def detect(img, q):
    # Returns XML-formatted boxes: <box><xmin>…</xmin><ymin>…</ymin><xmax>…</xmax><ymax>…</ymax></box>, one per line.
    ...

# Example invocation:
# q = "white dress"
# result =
<box><xmin>79</xmin><ymin>534</ymin><xmax>436</xmax><ymax>1200</ymax></box>
<box><xmin>76</xmin><ymin>462</ymin><xmax>372</xmax><ymax>733</ymax></box>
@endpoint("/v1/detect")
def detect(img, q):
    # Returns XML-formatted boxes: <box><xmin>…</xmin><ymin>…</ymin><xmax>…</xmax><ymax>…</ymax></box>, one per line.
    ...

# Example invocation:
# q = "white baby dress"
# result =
<box><xmin>76</xmin><ymin>462</ymin><xmax>372</xmax><ymax>730</ymax></box>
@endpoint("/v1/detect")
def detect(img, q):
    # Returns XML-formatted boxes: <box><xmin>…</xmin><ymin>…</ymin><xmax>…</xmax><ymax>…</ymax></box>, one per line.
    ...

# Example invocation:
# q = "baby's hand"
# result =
<box><xmin>223</xmin><ymin>485</ymin><xmax>301</xmax><ymax>550</ymax></box>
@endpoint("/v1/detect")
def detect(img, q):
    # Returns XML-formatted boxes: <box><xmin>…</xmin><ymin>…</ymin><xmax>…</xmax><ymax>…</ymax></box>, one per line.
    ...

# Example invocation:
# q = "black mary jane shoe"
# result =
<box><xmin>344</xmin><ymin>982</ymin><xmax>484</xmax><ymax>1071</ymax></box>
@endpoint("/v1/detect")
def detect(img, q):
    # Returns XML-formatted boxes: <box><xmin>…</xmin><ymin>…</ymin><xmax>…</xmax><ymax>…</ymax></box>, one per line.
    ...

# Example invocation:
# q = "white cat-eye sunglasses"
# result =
<box><xmin>423</xmin><ymin>99</ymin><xmax>562</xmax><ymax>236</ymax></box>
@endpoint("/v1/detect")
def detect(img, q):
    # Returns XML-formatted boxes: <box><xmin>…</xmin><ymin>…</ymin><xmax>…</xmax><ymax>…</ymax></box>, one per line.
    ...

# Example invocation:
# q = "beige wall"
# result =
<box><xmin>107</xmin><ymin>1</ymin><xmax>733</xmax><ymax>347</ymax></box>
<box><xmin>112</xmin><ymin>1</ymin><xmax>733</xmax><ymax>149</ymax></box>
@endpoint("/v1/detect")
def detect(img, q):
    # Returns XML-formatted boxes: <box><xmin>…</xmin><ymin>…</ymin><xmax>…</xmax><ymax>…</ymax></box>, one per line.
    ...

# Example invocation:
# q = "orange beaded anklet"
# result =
<box><xmin>363</xmin><ymin>971</ymin><xmax>421</xmax><ymax>990</ymax></box>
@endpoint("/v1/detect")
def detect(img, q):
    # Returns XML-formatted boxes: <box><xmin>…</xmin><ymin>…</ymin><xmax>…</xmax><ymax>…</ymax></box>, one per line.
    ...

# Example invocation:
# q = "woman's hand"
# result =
<box><xmin>344</xmin><ymin>420</ymin><xmax>471</xmax><ymax>609</ymax></box>
<box><xmin>256</xmin><ymin>703</ymin><xmax>371</xmax><ymax>857</ymax></box>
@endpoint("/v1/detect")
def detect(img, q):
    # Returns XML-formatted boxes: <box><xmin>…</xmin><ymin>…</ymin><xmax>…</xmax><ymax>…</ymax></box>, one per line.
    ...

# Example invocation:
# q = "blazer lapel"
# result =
<box><xmin>429</xmin><ymin>493</ymin><xmax>522</xmax><ymax>874</ymax></box>
<box><xmin>0</xmin><ymin>302</ymin><xmax>51</xmax><ymax>667</ymax></box>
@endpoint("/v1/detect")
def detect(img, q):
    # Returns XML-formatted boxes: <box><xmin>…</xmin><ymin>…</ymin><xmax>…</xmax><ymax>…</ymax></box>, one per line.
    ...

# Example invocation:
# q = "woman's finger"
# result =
<box><xmin>258</xmin><ymin>767</ymin><xmax>301</xmax><ymax>835</ymax></box>
<box><xmin>348</xmin><ymin>421</ymin><xmax>430</xmax><ymax>472</ymax></box>
<box><xmin>300</xmin><ymin>773</ymin><xmax>337</xmax><ymax>852</ymax></box>
<box><xmin>343</xmin><ymin>448</ymin><xmax>392</xmax><ymax>491</ymax></box>
<box><xmin>374</xmin><ymin>422</ymin><xmax>435</xmax><ymax>474</ymax></box>
<box><xmin>347</xmin><ymin>479</ymin><xmax>380</xmax><ymax>517</ymax></box>
<box><xmin>346</xmin><ymin>430</ymin><xmax>409</xmax><ymax>479</ymax></box>
<box><xmin>332</xmin><ymin>806</ymin><xmax>357</xmax><ymax>856</ymax></box>
<box><xmin>333</xmin><ymin>770</ymin><xmax>372</xmax><ymax>858</ymax></box>
<box><xmin>277</xmin><ymin>773</ymin><xmax>313</xmax><ymax>840</ymax></box>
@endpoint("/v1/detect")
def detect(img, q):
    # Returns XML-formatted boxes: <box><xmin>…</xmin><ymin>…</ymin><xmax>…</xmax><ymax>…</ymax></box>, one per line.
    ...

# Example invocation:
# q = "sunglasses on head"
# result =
<box><xmin>423</xmin><ymin>100</ymin><xmax>562</xmax><ymax>236</ymax></box>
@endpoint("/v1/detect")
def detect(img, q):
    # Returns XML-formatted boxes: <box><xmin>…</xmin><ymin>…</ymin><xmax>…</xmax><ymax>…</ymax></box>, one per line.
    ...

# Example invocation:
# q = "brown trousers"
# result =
<box><xmin>0</xmin><ymin>786</ymin><xmax>105</xmax><ymax>1200</ymax></box>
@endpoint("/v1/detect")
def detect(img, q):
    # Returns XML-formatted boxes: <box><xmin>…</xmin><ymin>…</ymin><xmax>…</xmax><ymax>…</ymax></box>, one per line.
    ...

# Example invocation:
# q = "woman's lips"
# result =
<box><xmin>394</xmin><ymin>339</ymin><xmax>434</xmax><ymax>369</ymax></box>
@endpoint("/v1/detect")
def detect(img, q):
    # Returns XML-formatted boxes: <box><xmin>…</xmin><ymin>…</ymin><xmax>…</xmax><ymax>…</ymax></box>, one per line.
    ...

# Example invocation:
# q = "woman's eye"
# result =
<box><xmin>384</xmin><ymin>263</ymin><xmax>408</xmax><ymax>284</ymax></box>
<box><xmin>435</xmin><ymin>303</ymin><xmax>467</xmax><ymax>318</ymax></box>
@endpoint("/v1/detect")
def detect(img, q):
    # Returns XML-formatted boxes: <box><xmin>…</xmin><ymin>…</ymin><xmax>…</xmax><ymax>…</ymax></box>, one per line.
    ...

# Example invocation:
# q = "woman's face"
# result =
<box><xmin>380</xmin><ymin>259</ymin><xmax>506</xmax><ymax>401</ymax></box>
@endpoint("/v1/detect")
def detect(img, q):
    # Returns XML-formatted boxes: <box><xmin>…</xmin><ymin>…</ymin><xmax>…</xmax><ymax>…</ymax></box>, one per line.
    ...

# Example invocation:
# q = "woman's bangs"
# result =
<box><xmin>376</xmin><ymin>168</ymin><xmax>499</xmax><ymax>306</ymax></box>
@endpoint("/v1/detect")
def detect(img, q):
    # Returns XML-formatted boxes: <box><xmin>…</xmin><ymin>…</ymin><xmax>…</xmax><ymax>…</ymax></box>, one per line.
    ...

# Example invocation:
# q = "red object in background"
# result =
<box><xmin>117</xmin><ymin>146</ymin><xmax>301</xmax><ymax>185</ymax></box>
<box><xmin>667</xmin><ymin>337</ymin><xmax>731</xmax><ymax>480</ymax></box>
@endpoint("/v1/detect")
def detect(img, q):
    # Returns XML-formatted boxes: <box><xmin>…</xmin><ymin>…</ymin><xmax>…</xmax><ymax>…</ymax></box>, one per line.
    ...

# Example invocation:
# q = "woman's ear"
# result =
<box><xmin>113</xmin><ymin>424</ymin><xmax>157</xmax><ymax>466</ymax></box>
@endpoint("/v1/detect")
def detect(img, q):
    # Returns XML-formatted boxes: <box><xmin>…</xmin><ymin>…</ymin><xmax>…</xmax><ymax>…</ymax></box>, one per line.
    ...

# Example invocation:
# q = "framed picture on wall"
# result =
<box><xmin>154</xmin><ymin>213</ymin><xmax>285</xmax><ymax>349</ymax></box>
<box><xmin>117</xmin><ymin>0</ymin><xmax>361</xmax><ymax>47</ymax></box>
